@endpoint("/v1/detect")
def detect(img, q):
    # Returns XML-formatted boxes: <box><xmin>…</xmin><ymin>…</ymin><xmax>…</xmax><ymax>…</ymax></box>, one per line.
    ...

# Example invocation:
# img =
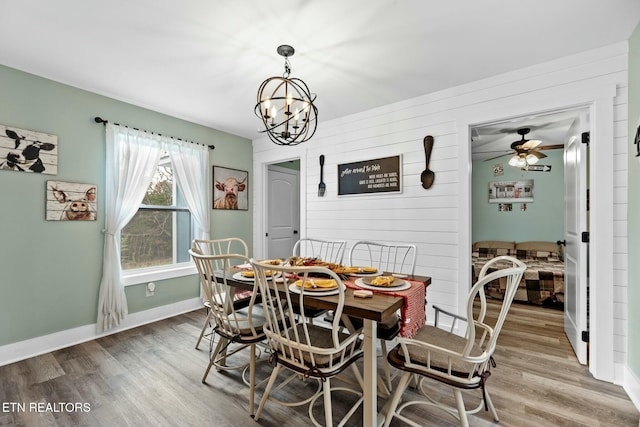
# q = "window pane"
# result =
<box><xmin>121</xmin><ymin>210</ymin><xmax>174</xmax><ymax>269</ymax></box>
<box><xmin>120</xmin><ymin>153</ymin><xmax>193</xmax><ymax>272</ymax></box>
<box><xmin>176</xmin><ymin>209</ymin><xmax>192</xmax><ymax>264</ymax></box>
<box><xmin>143</xmin><ymin>164</ymin><xmax>173</xmax><ymax>206</ymax></box>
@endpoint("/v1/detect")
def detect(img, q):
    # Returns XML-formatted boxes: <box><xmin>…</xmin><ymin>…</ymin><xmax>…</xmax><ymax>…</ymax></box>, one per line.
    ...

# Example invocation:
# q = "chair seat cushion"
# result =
<box><xmin>216</xmin><ymin>311</ymin><xmax>266</xmax><ymax>342</ymax></box>
<box><xmin>278</xmin><ymin>324</ymin><xmax>360</xmax><ymax>368</ymax></box>
<box><xmin>396</xmin><ymin>325</ymin><xmax>484</xmax><ymax>376</ymax></box>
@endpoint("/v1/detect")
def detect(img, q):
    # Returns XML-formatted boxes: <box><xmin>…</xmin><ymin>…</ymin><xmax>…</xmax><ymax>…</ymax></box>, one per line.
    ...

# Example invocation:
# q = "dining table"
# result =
<box><xmin>217</xmin><ymin>268</ymin><xmax>431</xmax><ymax>427</ymax></box>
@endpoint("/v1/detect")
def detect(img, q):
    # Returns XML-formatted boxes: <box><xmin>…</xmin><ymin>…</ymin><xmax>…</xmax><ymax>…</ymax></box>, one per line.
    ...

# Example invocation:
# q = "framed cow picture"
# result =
<box><xmin>212</xmin><ymin>166</ymin><xmax>248</xmax><ymax>210</ymax></box>
<box><xmin>0</xmin><ymin>124</ymin><xmax>58</xmax><ymax>174</ymax></box>
<box><xmin>46</xmin><ymin>181</ymin><xmax>97</xmax><ymax>221</ymax></box>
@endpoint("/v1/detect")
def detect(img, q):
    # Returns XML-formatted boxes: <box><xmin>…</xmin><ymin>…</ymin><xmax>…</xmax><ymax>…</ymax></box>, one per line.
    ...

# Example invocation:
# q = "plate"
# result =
<box><xmin>232</xmin><ymin>272</ymin><xmax>255</xmax><ymax>282</ymax></box>
<box><xmin>288</xmin><ymin>283</ymin><xmax>342</xmax><ymax>296</ymax></box>
<box><xmin>232</xmin><ymin>271</ymin><xmax>281</xmax><ymax>282</ymax></box>
<box><xmin>347</xmin><ymin>267</ymin><xmax>381</xmax><ymax>277</ymax></box>
<box><xmin>354</xmin><ymin>277</ymin><xmax>411</xmax><ymax>291</ymax></box>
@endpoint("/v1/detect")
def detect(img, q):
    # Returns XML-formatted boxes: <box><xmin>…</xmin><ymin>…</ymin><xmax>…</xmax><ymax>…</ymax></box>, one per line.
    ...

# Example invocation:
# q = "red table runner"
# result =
<box><xmin>238</xmin><ymin>265</ymin><xmax>427</xmax><ymax>339</ymax></box>
<box><xmin>344</xmin><ymin>278</ymin><xmax>426</xmax><ymax>338</ymax></box>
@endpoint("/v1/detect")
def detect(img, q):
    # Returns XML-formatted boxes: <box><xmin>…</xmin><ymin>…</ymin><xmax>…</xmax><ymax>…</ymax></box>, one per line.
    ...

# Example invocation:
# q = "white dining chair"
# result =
<box><xmin>251</xmin><ymin>260</ymin><xmax>364</xmax><ymax>427</ymax></box>
<box><xmin>189</xmin><ymin>248</ymin><xmax>266</xmax><ymax>417</ymax></box>
<box><xmin>346</xmin><ymin>240</ymin><xmax>418</xmax><ymax>393</ymax></box>
<box><xmin>291</xmin><ymin>237</ymin><xmax>346</xmax><ymax>323</ymax></box>
<box><xmin>383</xmin><ymin>256</ymin><xmax>526</xmax><ymax>427</ymax></box>
<box><xmin>192</xmin><ymin>238</ymin><xmax>252</xmax><ymax>350</ymax></box>
<box><xmin>348</xmin><ymin>240</ymin><xmax>417</xmax><ymax>276</ymax></box>
<box><xmin>292</xmin><ymin>237</ymin><xmax>346</xmax><ymax>264</ymax></box>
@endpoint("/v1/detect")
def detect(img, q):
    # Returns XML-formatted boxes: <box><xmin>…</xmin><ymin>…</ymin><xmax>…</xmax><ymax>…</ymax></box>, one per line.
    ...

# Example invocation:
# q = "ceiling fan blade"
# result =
<box><xmin>483</xmin><ymin>153</ymin><xmax>511</xmax><ymax>161</ymax></box>
<box><xmin>521</xmin><ymin>139</ymin><xmax>542</xmax><ymax>150</ymax></box>
<box><xmin>536</xmin><ymin>144</ymin><xmax>564</xmax><ymax>151</ymax></box>
<box><xmin>529</xmin><ymin>151</ymin><xmax>547</xmax><ymax>159</ymax></box>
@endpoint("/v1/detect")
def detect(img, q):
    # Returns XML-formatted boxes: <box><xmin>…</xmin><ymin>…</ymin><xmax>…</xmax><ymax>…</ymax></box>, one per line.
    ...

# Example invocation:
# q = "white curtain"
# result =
<box><xmin>97</xmin><ymin>124</ymin><xmax>163</xmax><ymax>332</ymax></box>
<box><xmin>97</xmin><ymin>124</ymin><xmax>211</xmax><ymax>332</ymax></box>
<box><xmin>167</xmin><ymin>140</ymin><xmax>210</xmax><ymax>241</ymax></box>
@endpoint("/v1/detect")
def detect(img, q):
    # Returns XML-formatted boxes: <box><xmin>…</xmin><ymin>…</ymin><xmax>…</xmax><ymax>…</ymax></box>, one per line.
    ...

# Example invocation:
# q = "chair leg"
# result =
<box><xmin>195</xmin><ymin>309</ymin><xmax>212</xmax><ymax>349</ymax></box>
<box><xmin>323</xmin><ymin>377</ymin><xmax>332</xmax><ymax>427</ymax></box>
<box><xmin>383</xmin><ymin>371</ymin><xmax>412</xmax><ymax>427</ymax></box>
<box><xmin>202</xmin><ymin>337</ymin><xmax>226</xmax><ymax>383</ymax></box>
<box><xmin>484</xmin><ymin>386</ymin><xmax>499</xmax><ymax>422</ymax></box>
<box><xmin>380</xmin><ymin>339</ymin><xmax>392</xmax><ymax>392</ymax></box>
<box><xmin>254</xmin><ymin>364</ymin><xmax>281</xmax><ymax>421</ymax></box>
<box><xmin>350</xmin><ymin>364</ymin><xmax>364</xmax><ymax>390</ymax></box>
<box><xmin>217</xmin><ymin>342</ymin><xmax>229</xmax><ymax>369</ymax></box>
<box><xmin>453</xmin><ymin>389</ymin><xmax>469</xmax><ymax>427</ymax></box>
<box><xmin>248</xmin><ymin>343</ymin><xmax>256</xmax><ymax>416</ymax></box>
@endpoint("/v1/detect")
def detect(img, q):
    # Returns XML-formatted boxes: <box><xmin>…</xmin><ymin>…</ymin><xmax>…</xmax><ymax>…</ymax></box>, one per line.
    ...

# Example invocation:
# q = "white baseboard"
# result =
<box><xmin>624</xmin><ymin>365</ymin><xmax>640</xmax><ymax>413</ymax></box>
<box><xmin>0</xmin><ymin>298</ymin><xmax>202</xmax><ymax>367</ymax></box>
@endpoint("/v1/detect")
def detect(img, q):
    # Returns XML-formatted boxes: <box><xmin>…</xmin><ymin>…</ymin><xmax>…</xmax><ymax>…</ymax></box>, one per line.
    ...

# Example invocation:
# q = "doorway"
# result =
<box><xmin>266</xmin><ymin>160</ymin><xmax>301</xmax><ymax>259</ymax></box>
<box><xmin>470</xmin><ymin>106</ymin><xmax>590</xmax><ymax>363</ymax></box>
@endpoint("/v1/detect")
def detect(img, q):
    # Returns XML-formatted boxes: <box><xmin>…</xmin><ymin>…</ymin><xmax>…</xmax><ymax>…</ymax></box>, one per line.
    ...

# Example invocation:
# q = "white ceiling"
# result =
<box><xmin>470</xmin><ymin>108</ymin><xmax>589</xmax><ymax>161</ymax></box>
<box><xmin>1</xmin><ymin>1</ymin><xmax>639</xmax><ymax>143</ymax></box>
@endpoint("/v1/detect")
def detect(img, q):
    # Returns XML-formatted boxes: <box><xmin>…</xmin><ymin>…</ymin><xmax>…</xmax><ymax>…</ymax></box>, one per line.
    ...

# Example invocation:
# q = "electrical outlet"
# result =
<box><xmin>146</xmin><ymin>282</ymin><xmax>155</xmax><ymax>297</ymax></box>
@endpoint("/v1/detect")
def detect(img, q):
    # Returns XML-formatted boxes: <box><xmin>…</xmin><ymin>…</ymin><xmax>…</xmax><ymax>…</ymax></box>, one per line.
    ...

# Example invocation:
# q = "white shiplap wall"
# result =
<box><xmin>252</xmin><ymin>42</ymin><xmax>629</xmax><ymax>383</ymax></box>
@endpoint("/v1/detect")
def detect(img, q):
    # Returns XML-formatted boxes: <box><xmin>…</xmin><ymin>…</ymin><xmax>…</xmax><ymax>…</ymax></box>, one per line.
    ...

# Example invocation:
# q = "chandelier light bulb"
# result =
<box><xmin>293</xmin><ymin>108</ymin><xmax>300</xmax><ymax>128</ymax></box>
<box><xmin>262</xmin><ymin>99</ymin><xmax>271</xmax><ymax>117</ymax></box>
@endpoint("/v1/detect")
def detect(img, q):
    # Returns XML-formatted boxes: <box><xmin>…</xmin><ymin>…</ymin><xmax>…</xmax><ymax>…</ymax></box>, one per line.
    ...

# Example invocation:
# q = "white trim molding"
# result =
<box><xmin>624</xmin><ymin>365</ymin><xmax>640</xmax><ymax>412</ymax></box>
<box><xmin>0</xmin><ymin>298</ymin><xmax>202</xmax><ymax>367</ymax></box>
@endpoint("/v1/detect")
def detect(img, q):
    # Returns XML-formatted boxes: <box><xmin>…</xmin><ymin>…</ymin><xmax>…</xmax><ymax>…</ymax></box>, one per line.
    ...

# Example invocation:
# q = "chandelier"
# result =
<box><xmin>255</xmin><ymin>45</ymin><xmax>318</xmax><ymax>146</ymax></box>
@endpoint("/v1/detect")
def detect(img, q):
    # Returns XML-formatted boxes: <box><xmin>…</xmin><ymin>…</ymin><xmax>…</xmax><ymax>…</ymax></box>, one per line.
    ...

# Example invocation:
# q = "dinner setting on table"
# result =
<box><xmin>190</xmin><ymin>237</ymin><xmax>523</xmax><ymax>427</ymax></box>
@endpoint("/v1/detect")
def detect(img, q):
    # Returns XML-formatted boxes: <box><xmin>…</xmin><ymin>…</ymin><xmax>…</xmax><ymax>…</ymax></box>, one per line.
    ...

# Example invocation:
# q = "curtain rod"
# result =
<box><xmin>93</xmin><ymin>117</ymin><xmax>215</xmax><ymax>150</ymax></box>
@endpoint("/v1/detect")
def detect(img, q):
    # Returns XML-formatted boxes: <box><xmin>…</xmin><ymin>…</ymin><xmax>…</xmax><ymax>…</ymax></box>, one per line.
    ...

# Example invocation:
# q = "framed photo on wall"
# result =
<box><xmin>488</xmin><ymin>179</ymin><xmax>534</xmax><ymax>203</ymax></box>
<box><xmin>46</xmin><ymin>181</ymin><xmax>97</xmax><ymax>220</ymax></box>
<box><xmin>0</xmin><ymin>124</ymin><xmax>58</xmax><ymax>174</ymax></box>
<box><xmin>213</xmin><ymin>166</ymin><xmax>248</xmax><ymax>210</ymax></box>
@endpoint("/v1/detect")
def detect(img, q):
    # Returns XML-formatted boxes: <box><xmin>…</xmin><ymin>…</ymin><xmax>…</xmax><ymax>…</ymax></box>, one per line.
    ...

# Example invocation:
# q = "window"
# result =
<box><xmin>121</xmin><ymin>153</ymin><xmax>193</xmax><ymax>274</ymax></box>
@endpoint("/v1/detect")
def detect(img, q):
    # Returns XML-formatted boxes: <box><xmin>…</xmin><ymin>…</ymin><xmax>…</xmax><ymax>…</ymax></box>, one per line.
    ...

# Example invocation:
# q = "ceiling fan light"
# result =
<box><xmin>509</xmin><ymin>155</ymin><xmax>526</xmax><ymax>167</ymax></box>
<box><xmin>526</xmin><ymin>153</ymin><xmax>540</xmax><ymax>164</ymax></box>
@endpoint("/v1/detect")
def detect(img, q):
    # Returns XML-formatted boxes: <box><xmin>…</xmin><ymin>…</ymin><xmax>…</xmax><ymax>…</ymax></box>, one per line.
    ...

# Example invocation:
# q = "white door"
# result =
<box><xmin>267</xmin><ymin>165</ymin><xmax>300</xmax><ymax>259</ymax></box>
<box><xmin>563</xmin><ymin>120</ymin><xmax>589</xmax><ymax>364</ymax></box>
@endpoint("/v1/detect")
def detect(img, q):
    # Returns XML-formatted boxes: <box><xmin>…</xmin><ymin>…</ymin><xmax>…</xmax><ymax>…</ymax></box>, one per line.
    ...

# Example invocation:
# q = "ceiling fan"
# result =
<box><xmin>483</xmin><ymin>127</ymin><xmax>564</xmax><ymax>167</ymax></box>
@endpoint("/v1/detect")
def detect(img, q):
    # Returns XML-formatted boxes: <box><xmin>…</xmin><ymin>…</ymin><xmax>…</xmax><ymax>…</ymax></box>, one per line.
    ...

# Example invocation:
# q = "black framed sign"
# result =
<box><xmin>338</xmin><ymin>155</ymin><xmax>401</xmax><ymax>196</ymax></box>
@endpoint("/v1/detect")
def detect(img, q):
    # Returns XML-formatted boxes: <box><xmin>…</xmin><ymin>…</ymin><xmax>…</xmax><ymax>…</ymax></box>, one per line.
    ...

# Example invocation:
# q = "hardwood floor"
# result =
<box><xmin>0</xmin><ymin>302</ymin><xmax>637</xmax><ymax>426</ymax></box>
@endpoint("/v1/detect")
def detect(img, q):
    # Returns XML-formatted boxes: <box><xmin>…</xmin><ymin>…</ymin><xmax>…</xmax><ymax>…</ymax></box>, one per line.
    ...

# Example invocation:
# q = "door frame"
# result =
<box><xmin>266</xmin><ymin>163</ymin><xmax>301</xmax><ymax>258</ymax></box>
<box><xmin>254</xmin><ymin>149</ymin><xmax>307</xmax><ymax>260</ymax></box>
<box><xmin>459</xmin><ymin>85</ymin><xmax>616</xmax><ymax>381</ymax></box>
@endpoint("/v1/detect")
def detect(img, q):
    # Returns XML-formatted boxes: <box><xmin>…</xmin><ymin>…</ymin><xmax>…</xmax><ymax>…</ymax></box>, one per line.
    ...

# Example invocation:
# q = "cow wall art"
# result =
<box><xmin>0</xmin><ymin>124</ymin><xmax>58</xmax><ymax>174</ymax></box>
<box><xmin>46</xmin><ymin>181</ymin><xmax>97</xmax><ymax>221</ymax></box>
<box><xmin>212</xmin><ymin>166</ymin><xmax>248</xmax><ymax>210</ymax></box>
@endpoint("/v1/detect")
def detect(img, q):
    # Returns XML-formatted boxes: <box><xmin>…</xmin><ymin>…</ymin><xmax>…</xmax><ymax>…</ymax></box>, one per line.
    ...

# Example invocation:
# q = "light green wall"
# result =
<box><xmin>472</xmin><ymin>150</ymin><xmax>564</xmax><ymax>243</ymax></box>
<box><xmin>0</xmin><ymin>65</ymin><xmax>252</xmax><ymax>346</ymax></box>
<box><xmin>628</xmin><ymin>24</ymin><xmax>640</xmax><ymax>380</ymax></box>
